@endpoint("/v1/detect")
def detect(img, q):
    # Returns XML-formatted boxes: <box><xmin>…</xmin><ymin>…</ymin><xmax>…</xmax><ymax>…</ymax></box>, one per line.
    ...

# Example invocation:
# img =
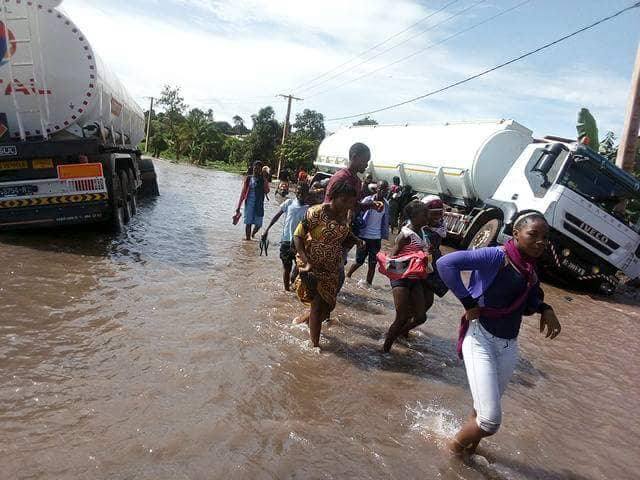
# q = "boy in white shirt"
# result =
<box><xmin>347</xmin><ymin>180</ymin><xmax>390</xmax><ymax>285</ymax></box>
<box><xmin>262</xmin><ymin>183</ymin><xmax>312</xmax><ymax>291</ymax></box>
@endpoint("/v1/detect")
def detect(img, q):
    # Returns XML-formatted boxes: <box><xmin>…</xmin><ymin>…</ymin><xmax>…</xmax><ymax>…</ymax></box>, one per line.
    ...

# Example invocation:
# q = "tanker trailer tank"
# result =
<box><xmin>315</xmin><ymin>120</ymin><xmax>533</xmax><ymax>248</ymax></box>
<box><xmin>0</xmin><ymin>0</ymin><xmax>144</xmax><ymax>145</ymax></box>
<box><xmin>316</xmin><ymin>120</ymin><xmax>533</xmax><ymax>204</ymax></box>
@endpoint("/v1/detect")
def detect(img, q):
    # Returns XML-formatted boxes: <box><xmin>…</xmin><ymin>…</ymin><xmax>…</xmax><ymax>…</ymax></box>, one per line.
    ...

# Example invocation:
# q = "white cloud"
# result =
<box><xmin>178</xmin><ymin>0</ymin><xmax>432</xmax><ymax>46</ymax></box>
<box><xmin>61</xmin><ymin>0</ymin><xmax>632</xmax><ymax>139</ymax></box>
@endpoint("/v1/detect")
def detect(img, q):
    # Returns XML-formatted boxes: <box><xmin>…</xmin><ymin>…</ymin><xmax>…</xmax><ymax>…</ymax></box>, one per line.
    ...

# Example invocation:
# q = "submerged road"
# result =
<box><xmin>0</xmin><ymin>159</ymin><xmax>638</xmax><ymax>479</ymax></box>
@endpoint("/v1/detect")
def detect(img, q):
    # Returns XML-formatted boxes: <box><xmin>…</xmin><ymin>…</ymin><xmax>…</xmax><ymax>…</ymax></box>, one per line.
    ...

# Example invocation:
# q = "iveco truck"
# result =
<box><xmin>315</xmin><ymin>120</ymin><xmax>640</xmax><ymax>293</ymax></box>
<box><xmin>0</xmin><ymin>0</ymin><xmax>158</xmax><ymax>232</ymax></box>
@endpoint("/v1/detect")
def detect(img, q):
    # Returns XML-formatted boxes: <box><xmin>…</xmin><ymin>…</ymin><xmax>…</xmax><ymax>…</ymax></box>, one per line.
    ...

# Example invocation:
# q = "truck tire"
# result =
<box><xmin>119</xmin><ymin>170</ymin><xmax>132</xmax><ymax>224</ymax></box>
<box><xmin>126</xmin><ymin>168</ymin><xmax>138</xmax><ymax>215</ymax></box>
<box><xmin>110</xmin><ymin>174</ymin><xmax>125</xmax><ymax>233</ymax></box>
<box><xmin>597</xmin><ymin>280</ymin><xmax>616</xmax><ymax>296</ymax></box>
<box><xmin>463</xmin><ymin>218</ymin><xmax>502</xmax><ymax>249</ymax></box>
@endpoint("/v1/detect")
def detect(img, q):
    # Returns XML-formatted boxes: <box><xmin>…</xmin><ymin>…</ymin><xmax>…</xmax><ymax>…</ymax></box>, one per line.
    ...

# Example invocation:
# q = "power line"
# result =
<box><xmin>299</xmin><ymin>0</ymin><xmax>486</xmax><ymax>95</ymax></box>
<box><xmin>199</xmin><ymin>95</ymin><xmax>275</xmax><ymax>102</ymax></box>
<box><xmin>308</xmin><ymin>0</ymin><xmax>533</xmax><ymax>99</ymax></box>
<box><xmin>291</xmin><ymin>0</ymin><xmax>463</xmax><ymax>92</ymax></box>
<box><xmin>326</xmin><ymin>1</ymin><xmax>640</xmax><ymax>122</ymax></box>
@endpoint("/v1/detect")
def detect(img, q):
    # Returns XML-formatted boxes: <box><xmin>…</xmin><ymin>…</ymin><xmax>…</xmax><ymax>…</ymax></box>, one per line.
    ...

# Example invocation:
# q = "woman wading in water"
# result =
<box><xmin>236</xmin><ymin>161</ymin><xmax>270</xmax><ymax>240</ymax></box>
<box><xmin>382</xmin><ymin>200</ymin><xmax>431</xmax><ymax>353</ymax></box>
<box><xmin>293</xmin><ymin>181</ymin><xmax>362</xmax><ymax>347</ymax></box>
<box><xmin>436</xmin><ymin>210</ymin><xmax>561</xmax><ymax>456</ymax></box>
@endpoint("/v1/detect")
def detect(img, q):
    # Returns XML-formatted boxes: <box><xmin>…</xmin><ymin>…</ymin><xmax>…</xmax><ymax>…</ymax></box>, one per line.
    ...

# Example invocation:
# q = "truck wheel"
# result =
<box><xmin>464</xmin><ymin>218</ymin><xmax>502</xmax><ymax>249</ymax></box>
<box><xmin>595</xmin><ymin>280</ymin><xmax>616</xmax><ymax>296</ymax></box>
<box><xmin>119</xmin><ymin>170</ymin><xmax>132</xmax><ymax>224</ymax></box>
<box><xmin>110</xmin><ymin>174</ymin><xmax>125</xmax><ymax>233</ymax></box>
<box><xmin>126</xmin><ymin>168</ymin><xmax>138</xmax><ymax>215</ymax></box>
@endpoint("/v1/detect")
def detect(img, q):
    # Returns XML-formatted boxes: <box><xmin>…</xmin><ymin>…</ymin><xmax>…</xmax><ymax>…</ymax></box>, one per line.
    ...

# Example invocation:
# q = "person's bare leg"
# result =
<box><xmin>252</xmin><ymin>225</ymin><xmax>261</xmax><ymax>238</ymax></box>
<box><xmin>293</xmin><ymin>310</ymin><xmax>310</xmax><ymax>325</ymax></box>
<box><xmin>283</xmin><ymin>262</ymin><xmax>292</xmax><ymax>291</ymax></box>
<box><xmin>384</xmin><ymin>287</ymin><xmax>411</xmax><ymax>353</ymax></box>
<box><xmin>309</xmin><ymin>295</ymin><xmax>330</xmax><ymax>347</ymax></box>
<box><xmin>346</xmin><ymin>262</ymin><xmax>362</xmax><ymax>279</ymax></box>
<box><xmin>366</xmin><ymin>263</ymin><xmax>376</xmax><ymax>285</ymax></box>
<box><xmin>245</xmin><ymin>225</ymin><xmax>251</xmax><ymax>240</ymax></box>
<box><xmin>402</xmin><ymin>305</ymin><xmax>415</xmax><ymax>339</ymax></box>
<box><xmin>464</xmin><ymin>410</ymin><xmax>481</xmax><ymax>454</ymax></box>
<box><xmin>448</xmin><ymin>409</ymin><xmax>491</xmax><ymax>456</ymax></box>
<box><xmin>400</xmin><ymin>286</ymin><xmax>432</xmax><ymax>337</ymax></box>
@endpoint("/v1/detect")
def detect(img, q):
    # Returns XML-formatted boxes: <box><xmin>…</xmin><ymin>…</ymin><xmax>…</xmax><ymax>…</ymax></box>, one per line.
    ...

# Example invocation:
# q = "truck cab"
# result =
<box><xmin>492</xmin><ymin>142</ymin><xmax>640</xmax><ymax>293</ymax></box>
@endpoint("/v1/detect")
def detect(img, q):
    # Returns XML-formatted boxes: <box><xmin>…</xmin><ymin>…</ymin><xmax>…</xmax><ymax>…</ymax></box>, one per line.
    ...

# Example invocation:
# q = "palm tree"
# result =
<box><xmin>232</xmin><ymin>115</ymin><xmax>244</xmax><ymax>128</ymax></box>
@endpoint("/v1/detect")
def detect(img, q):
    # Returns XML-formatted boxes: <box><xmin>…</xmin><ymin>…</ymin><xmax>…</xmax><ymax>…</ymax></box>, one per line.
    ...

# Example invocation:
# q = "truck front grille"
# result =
<box><xmin>563</xmin><ymin>212</ymin><xmax>619</xmax><ymax>256</ymax></box>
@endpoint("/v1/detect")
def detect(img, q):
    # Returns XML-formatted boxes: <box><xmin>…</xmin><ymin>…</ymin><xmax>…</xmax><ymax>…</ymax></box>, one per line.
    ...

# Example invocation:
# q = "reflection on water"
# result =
<box><xmin>0</xmin><ymin>159</ymin><xmax>638</xmax><ymax>479</ymax></box>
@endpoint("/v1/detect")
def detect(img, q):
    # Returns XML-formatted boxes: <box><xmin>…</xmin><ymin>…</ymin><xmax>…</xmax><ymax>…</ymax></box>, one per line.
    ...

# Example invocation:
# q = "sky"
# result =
<box><xmin>62</xmin><ymin>0</ymin><xmax>640</xmax><ymax>139</ymax></box>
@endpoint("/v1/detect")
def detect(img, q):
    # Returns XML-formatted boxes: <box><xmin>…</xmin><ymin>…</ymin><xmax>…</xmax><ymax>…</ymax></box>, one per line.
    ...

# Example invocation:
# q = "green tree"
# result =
<box><xmin>147</xmin><ymin>116</ymin><xmax>170</xmax><ymax>157</ymax></box>
<box><xmin>157</xmin><ymin>85</ymin><xmax>188</xmax><ymax>160</ymax></box>
<box><xmin>353</xmin><ymin>116</ymin><xmax>378</xmax><ymax>126</ymax></box>
<box><xmin>149</xmin><ymin>134</ymin><xmax>168</xmax><ymax>158</ymax></box>
<box><xmin>277</xmin><ymin>133</ymin><xmax>319</xmax><ymax>172</ymax></box>
<box><xmin>175</xmin><ymin>122</ymin><xmax>194</xmax><ymax>162</ymax></box>
<box><xmin>224</xmin><ymin>136</ymin><xmax>249</xmax><ymax>165</ymax></box>
<box><xmin>600</xmin><ymin>131</ymin><xmax>618</xmax><ymax>161</ymax></box>
<box><xmin>181</xmin><ymin>108</ymin><xmax>227</xmax><ymax>165</ymax></box>
<box><xmin>292</xmin><ymin>109</ymin><xmax>325</xmax><ymax>141</ymax></box>
<box><xmin>214</xmin><ymin>121</ymin><xmax>234</xmax><ymax>135</ymax></box>
<box><xmin>232</xmin><ymin>115</ymin><xmax>250</xmax><ymax>135</ymax></box>
<box><xmin>185</xmin><ymin>108</ymin><xmax>209</xmax><ymax>164</ymax></box>
<box><xmin>245</xmin><ymin>106</ymin><xmax>282</xmax><ymax>167</ymax></box>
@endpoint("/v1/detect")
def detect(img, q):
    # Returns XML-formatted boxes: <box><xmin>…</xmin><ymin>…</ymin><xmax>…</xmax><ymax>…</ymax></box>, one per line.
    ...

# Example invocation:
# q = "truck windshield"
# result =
<box><xmin>559</xmin><ymin>158</ymin><xmax>640</xmax><ymax>232</ymax></box>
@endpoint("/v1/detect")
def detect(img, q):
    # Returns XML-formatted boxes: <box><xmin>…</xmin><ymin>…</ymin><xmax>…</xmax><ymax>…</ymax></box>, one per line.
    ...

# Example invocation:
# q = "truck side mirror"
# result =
<box><xmin>533</xmin><ymin>143</ymin><xmax>567</xmax><ymax>188</ymax></box>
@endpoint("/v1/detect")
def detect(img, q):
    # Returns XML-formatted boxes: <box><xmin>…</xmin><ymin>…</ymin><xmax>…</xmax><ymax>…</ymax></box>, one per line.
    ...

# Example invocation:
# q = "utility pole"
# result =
<box><xmin>144</xmin><ymin>96</ymin><xmax>155</xmax><ymax>154</ymax></box>
<box><xmin>276</xmin><ymin>94</ymin><xmax>303</xmax><ymax>180</ymax></box>
<box><xmin>617</xmin><ymin>42</ymin><xmax>640</xmax><ymax>171</ymax></box>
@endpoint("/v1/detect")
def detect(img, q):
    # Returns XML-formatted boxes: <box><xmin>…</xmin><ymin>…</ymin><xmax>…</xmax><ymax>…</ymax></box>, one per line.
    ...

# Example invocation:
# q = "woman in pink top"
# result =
<box><xmin>383</xmin><ymin>200</ymin><xmax>432</xmax><ymax>353</ymax></box>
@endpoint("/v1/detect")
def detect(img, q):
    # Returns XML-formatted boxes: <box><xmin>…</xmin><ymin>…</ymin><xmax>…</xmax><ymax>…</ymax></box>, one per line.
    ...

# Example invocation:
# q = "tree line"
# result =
<box><xmin>144</xmin><ymin>85</ymin><xmax>380</xmax><ymax>173</ymax></box>
<box><xmin>145</xmin><ymin>89</ymin><xmax>637</xmax><ymax>188</ymax></box>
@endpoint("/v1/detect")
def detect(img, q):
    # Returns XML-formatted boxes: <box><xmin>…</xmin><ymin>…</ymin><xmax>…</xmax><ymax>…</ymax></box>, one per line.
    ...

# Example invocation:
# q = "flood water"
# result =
<box><xmin>1</xmin><ymin>159</ymin><xmax>639</xmax><ymax>479</ymax></box>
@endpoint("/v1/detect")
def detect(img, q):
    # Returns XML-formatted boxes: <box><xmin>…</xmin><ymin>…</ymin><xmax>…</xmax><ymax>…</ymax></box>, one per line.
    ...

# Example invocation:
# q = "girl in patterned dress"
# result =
<box><xmin>292</xmin><ymin>181</ymin><xmax>363</xmax><ymax>347</ymax></box>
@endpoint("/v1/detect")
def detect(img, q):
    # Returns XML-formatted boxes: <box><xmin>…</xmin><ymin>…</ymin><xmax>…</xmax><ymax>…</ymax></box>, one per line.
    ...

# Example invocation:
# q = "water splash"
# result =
<box><xmin>406</xmin><ymin>400</ymin><xmax>460</xmax><ymax>446</ymax></box>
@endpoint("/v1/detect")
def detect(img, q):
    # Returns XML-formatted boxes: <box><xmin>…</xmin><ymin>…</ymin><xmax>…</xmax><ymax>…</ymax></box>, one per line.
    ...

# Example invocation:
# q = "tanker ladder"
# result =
<box><xmin>1</xmin><ymin>1</ymin><xmax>51</xmax><ymax>140</ymax></box>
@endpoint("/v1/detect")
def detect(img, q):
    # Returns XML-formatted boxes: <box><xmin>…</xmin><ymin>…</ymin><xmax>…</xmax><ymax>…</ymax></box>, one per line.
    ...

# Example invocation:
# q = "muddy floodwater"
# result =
<box><xmin>1</xmin><ymin>159</ymin><xmax>639</xmax><ymax>480</ymax></box>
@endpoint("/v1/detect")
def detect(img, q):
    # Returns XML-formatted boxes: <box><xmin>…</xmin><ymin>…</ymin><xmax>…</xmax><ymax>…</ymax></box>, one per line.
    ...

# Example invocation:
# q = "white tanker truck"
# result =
<box><xmin>315</xmin><ymin>120</ymin><xmax>640</xmax><ymax>293</ymax></box>
<box><xmin>0</xmin><ymin>0</ymin><xmax>158</xmax><ymax>231</ymax></box>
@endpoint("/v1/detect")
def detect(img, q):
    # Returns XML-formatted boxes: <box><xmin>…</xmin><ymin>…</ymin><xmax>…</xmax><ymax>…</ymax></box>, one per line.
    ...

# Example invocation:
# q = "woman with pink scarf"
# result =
<box><xmin>436</xmin><ymin>210</ymin><xmax>561</xmax><ymax>456</ymax></box>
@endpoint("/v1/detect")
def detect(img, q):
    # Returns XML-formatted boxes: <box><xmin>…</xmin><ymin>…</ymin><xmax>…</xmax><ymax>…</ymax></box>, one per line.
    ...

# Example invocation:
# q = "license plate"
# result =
<box><xmin>0</xmin><ymin>184</ymin><xmax>38</xmax><ymax>197</ymax></box>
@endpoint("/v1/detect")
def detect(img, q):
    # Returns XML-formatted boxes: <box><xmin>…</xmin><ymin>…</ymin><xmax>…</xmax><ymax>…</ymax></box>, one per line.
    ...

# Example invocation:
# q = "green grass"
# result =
<box><xmin>153</xmin><ymin>153</ymin><xmax>247</xmax><ymax>175</ymax></box>
<box><xmin>202</xmin><ymin>161</ymin><xmax>247</xmax><ymax>174</ymax></box>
